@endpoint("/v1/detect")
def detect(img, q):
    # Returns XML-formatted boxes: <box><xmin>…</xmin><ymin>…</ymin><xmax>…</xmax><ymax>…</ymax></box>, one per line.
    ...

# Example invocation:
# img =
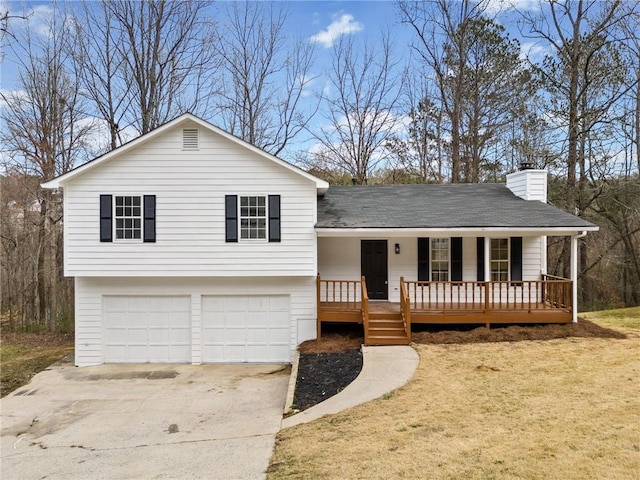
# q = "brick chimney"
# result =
<box><xmin>506</xmin><ymin>166</ymin><xmax>547</xmax><ymax>202</ymax></box>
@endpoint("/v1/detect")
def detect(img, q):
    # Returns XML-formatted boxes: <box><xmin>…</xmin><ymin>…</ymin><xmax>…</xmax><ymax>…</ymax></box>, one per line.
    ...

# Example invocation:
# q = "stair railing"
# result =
<box><xmin>361</xmin><ymin>276</ymin><xmax>369</xmax><ymax>344</ymax></box>
<box><xmin>400</xmin><ymin>276</ymin><xmax>411</xmax><ymax>340</ymax></box>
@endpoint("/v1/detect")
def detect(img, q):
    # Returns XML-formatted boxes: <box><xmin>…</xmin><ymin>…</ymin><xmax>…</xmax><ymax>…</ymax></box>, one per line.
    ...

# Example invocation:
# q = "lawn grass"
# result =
<box><xmin>581</xmin><ymin>306</ymin><xmax>640</xmax><ymax>330</ymax></box>
<box><xmin>268</xmin><ymin>308</ymin><xmax>640</xmax><ymax>479</ymax></box>
<box><xmin>0</xmin><ymin>331</ymin><xmax>74</xmax><ymax>397</ymax></box>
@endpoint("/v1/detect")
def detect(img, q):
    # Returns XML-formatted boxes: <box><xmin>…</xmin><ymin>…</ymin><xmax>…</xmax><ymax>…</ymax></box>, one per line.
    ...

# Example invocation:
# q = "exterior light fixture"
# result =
<box><xmin>395</xmin><ymin>243</ymin><xmax>400</xmax><ymax>254</ymax></box>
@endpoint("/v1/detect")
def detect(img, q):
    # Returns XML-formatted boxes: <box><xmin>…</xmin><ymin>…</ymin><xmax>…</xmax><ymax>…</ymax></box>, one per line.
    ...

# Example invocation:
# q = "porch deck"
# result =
<box><xmin>317</xmin><ymin>275</ymin><xmax>573</xmax><ymax>345</ymax></box>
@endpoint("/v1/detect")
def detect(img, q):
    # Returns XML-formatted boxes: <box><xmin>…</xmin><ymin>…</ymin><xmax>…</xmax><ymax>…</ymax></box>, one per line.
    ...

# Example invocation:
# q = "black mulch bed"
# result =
<box><xmin>292</xmin><ymin>349</ymin><xmax>363</xmax><ymax>411</ymax></box>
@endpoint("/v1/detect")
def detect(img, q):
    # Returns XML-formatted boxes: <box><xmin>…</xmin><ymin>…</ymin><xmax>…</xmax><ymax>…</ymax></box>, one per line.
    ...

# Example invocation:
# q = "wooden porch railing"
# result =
<box><xmin>361</xmin><ymin>276</ymin><xmax>369</xmax><ymax>344</ymax></box>
<box><xmin>404</xmin><ymin>278</ymin><xmax>572</xmax><ymax>313</ymax></box>
<box><xmin>317</xmin><ymin>274</ymin><xmax>364</xmax><ymax>338</ymax></box>
<box><xmin>400</xmin><ymin>276</ymin><xmax>411</xmax><ymax>338</ymax></box>
<box><xmin>541</xmin><ymin>274</ymin><xmax>572</xmax><ymax>309</ymax></box>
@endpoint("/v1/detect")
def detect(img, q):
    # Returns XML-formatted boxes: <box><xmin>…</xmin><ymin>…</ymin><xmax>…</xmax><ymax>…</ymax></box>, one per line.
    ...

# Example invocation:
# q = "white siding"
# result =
<box><xmin>522</xmin><ymin>236</ymin><xmax>542</xmax><ymax>281</ymax></box>
<box><xmin>74</xmin><ymin>276</ymin><xmax>316</xmax><ymax>367</ymax></box>
<box><xmin>63</xmin><ymin>120</ymin><xmax>317</xmax><ymax>277</ymax></box>
<box><xmin>506</xmin><ymin>170</ymin><xmax>547</xmax><ymax>202</ymax></box>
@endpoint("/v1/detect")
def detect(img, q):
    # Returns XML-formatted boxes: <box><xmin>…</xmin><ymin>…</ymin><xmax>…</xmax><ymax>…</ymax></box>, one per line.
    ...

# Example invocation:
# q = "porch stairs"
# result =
<box><xmin>366</xmin><ymin>312</ymin><xmax>411</xmax><ymax>346</ymax></box>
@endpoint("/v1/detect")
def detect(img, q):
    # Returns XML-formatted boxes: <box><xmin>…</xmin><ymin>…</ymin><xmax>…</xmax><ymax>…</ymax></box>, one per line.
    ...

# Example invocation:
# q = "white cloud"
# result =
<box><xmin>310</xmin><ymin>13</ymin><xmax>363</xmax><ymax>48</ymax></box>
<box><xmin>519</xmin><ymin>41</ymin><xmax>548</xmax><ymax>61</ymax></box>
<box><xmin>485</xmin><ymin>0</ymin><xmax>542</xmax><ymax>14</ymax></box>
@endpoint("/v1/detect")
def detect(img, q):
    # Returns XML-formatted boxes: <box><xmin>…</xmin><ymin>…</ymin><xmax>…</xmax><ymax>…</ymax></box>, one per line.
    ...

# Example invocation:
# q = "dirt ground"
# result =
<box><xmin>302</xmin><ymin>319</ymin><xmax>625</xmax><ymax>354</ymax></box>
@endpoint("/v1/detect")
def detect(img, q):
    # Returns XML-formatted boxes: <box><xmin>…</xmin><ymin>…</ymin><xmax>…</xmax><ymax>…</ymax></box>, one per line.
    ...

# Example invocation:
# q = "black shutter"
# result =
<box><xmin>510</xmin><ymin>236</ymin><xmax>523</xmax><ymax>281</ymax></box>
<box><xmin>143</xmin><ymin>195</ymin><xmax>156</xmax><ymax>243</ymax></box>
<box><xmin>417</xmin><ymin>237</ymin><xmax>429</xmax><ymax>281</ymax></box>
<box><xmin>100</xmin><ymin>194</ymin><xmax>112</xmax><ymax>242</ymax></box>
<box><xmin>451</xmin><ymin>237</ymin><xmax>463</xmax><ymax>281</ymax></box>
<box><xmin>268</xmin><ymin>195</ymin><xmax>281</xmax><ymax>242</ymax></box>
<box><xmin>476</xmin><ymin>237</ymin><xmax>485</xmax><ymax>281</ymax></box>
<box><xmin>225</xmin><ymin>195</ymin><xmax>238</xmax><ymax>242</ymax></box>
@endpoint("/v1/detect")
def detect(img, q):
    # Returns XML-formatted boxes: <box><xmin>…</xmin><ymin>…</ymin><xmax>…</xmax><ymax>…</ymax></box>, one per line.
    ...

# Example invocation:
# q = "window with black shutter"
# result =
<box><xmin>451</xmin><ymin>237</ymin><xmax>463</xmax><ymax>282</ymax></box>
<box><xmin>476</xmin><ymin>237</ymin><xmax>485</xmax><ymax>281</ymax></box>
<box><xmin>100</xmin><ymin>194</ymin><xmax>113</xmax><ymax>242</ymax></box>
<box><xmin>417</xmin><ymin>237</ymin><xmax>429</xmax><ymax>281</ymax></box>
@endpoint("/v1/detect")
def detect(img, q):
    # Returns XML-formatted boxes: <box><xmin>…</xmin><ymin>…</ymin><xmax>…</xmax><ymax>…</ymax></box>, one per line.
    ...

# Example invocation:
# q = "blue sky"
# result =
<box><xmin>1</xmin><ymin>0</ymin><xmax>553</xmax><ymax>163</ymax></box>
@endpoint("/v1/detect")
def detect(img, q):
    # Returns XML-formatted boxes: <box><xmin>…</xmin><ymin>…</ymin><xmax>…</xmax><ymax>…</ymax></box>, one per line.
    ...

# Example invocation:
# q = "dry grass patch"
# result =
<box><xmin>269</xmin><ymin>314</ymin><xmax>639</xmax><ymax>479</ymax></box>
<box><xmin>1</xmin><ymin>332</ymin><xmax>74</xmax><ymax>397</ymax></box>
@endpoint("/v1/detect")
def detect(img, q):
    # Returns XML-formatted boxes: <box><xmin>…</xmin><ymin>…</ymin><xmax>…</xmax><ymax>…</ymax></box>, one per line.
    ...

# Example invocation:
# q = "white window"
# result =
<box><xmin>490</xmin><ymin>238</ymin><xmax>509</xmax><ymax>281</ymax></box>
<box><xmin>240</xmin><ymin>196</ymin><xmax>266</xmax><ymax>240</ymax></box>
<box><xmin>431</xmin><ymin>238</ymin><xmax>449</xmax><ymax>281</ymax></box>
<box><xmin>115</xmin><ymin>196</ymin><xmax>142</xmax><ymax>240</ymax></box>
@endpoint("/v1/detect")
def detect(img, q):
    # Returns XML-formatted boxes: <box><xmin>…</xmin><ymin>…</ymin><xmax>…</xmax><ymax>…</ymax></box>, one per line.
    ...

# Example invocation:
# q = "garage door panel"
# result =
<box><xmin>149</xmin><ymin>313</ymin><xmax>170</xmax><ymax>328</ymax></box>
<box><xmin>247</xmin><ymin>296</ymin><xmax>268</xmax><ymax>310</ymax></box>
<box><xmin>127</xmin><ymin>297</ymin><xmax>149</xmax><ymax>312</ymax></box>
<box><xmin>269</xmin><ymin>328</ymin><xmax>290</xmax><ymax>343</ymax></box>
<box><xmin>147</xmin><ymin>328</ymin><xmax>169</xmax><ymax>343</ymax></box>
<box><xmin>103</xmin><ymin>296</ymin><xmax>191</xmax><ymax>363</ymax></box>
<box><xmin>225</xmin><ymin>327</ymin><xmax>246</xmax><ymax>343</ymax></box>
<box><xmin>202</xmin><ymin>295</ymin><xmax>291</xmax><ymax>363</ymax></box>
<box><xmin>246</xmin><ymin>329</ymin><xmax>268</xmax><ymax>343</ymax></box>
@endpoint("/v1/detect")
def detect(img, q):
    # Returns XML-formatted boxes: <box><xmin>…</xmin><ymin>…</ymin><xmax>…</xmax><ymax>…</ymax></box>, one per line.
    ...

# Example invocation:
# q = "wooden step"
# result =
<box><xmin>365</xmin><ymin>316</ymin><xmax>410</xmax><ymax>345</ymax></box>
<box><xmin>369</xmin><ymin>312</ymin><xmax>402</xmax><ymax>321</ymax></box>
<box><xmin>368</xmin><ymin>326</ymin><xmax>406</xmax><ymax>336</ymax></box>
<box><xmin>368</xmin><ymin>318</ymin><xmax>404</xmax><ymax>328</ymax></box>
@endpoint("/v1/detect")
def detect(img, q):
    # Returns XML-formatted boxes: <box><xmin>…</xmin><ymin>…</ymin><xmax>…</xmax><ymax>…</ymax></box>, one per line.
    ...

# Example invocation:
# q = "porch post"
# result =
<box><xmin>570</xmin><ymin>234</ymin><xmax>578</xmax><ymax>323</ymax></box>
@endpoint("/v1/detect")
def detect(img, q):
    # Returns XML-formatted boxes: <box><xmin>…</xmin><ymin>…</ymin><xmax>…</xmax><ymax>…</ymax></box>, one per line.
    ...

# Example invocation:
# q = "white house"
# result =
<box><xmin>43</xmin><ymin>113</ymin><xmax>597</xmax><ymax>366</ymax></box>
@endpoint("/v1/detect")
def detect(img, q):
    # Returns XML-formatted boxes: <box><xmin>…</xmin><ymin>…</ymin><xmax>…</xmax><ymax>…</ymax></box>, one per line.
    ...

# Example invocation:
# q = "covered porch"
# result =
<box><xmin>317</xmin><ymin>274</ymin><xmax>573</xmax><ymax>345</ymax></box>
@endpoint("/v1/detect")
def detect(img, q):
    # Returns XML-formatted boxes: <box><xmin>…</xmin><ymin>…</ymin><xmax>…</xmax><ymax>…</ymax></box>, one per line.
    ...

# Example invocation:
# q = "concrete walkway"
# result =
<box><xmin>282</xmin><ymin>345</ymin><xmax>419</xmax><ymax>429</ymax></box>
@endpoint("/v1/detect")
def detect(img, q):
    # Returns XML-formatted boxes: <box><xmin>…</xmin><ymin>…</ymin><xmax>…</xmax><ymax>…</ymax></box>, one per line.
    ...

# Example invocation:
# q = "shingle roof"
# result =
<box><xmin>316</xmin><ymin>184</ymin><xmax>596</xmax><ymax>229</ymax></box>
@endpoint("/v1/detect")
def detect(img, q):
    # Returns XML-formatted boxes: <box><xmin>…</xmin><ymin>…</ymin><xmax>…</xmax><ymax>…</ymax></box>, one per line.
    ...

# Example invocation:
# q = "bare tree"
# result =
<box><xmin>68</xmin><ymin>2</ymin><xmax>131</xmax><ymax>151</ymax></box>
<box><xmin>1</xmin><ymin>11</ymin><xmax>94</xmax><ymax>330</ymax></box>
<box><xmin>213</xmin><ymin>2</ymin><xmax>317</xmax><ymax>157</ymax></box>
<box><xmin>309</xmin><ymin>34</ymin><xmax>403</xmax><ymax>185</ymax></box>
<box><xmin>84</xmin><ymin>0</ymin><xmax>217</xmax><ymax>137</ymax></box>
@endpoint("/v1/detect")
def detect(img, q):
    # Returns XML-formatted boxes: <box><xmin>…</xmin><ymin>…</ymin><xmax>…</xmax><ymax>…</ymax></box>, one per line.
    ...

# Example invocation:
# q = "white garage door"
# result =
<box><xmin>103</xmin><ymin>296</ymin><xmax>191</xmax><ymax>363</ymax></box>
<box><xmin>202</xmin><ymin>295</ymin><xmax>290</xmax><ymax>363</ymax></box>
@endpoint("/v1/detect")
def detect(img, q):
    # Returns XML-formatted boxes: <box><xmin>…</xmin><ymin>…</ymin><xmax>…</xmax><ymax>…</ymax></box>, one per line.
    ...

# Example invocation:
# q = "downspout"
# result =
<box><xmin>571</xmin><ymin>231</ymin><xmax>588</xmax><ymax>323</ymax></box>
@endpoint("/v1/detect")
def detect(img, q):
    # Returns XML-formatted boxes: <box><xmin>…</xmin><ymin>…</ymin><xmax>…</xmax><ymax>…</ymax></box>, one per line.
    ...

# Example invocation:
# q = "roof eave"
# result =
<box><xmin>314</xmin><ymin>226</ymin><xmax>599</xmax><ymax>237</ymax></box>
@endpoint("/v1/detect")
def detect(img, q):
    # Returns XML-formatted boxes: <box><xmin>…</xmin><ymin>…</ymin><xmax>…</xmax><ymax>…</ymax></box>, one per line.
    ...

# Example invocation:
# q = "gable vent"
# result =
<box><xmin>182</xmin><ymin>128</ymin><xmax>199</xmax><ymax>150</ymax></box>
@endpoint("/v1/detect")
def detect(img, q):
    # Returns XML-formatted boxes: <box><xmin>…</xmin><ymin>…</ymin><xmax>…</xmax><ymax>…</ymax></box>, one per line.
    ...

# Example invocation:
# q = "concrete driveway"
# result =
<box><xmin>1</xmin><ymin>361</ymin><xmax>289</xmax><ymax>480</ymax></box>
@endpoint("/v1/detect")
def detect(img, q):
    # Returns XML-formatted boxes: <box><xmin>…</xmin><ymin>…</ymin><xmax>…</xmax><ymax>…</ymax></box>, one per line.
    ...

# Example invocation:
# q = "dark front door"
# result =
<box><xmin>361</xmin><ymin>240</ymin><xmax>388</xmax><ymax>300</ymax></box>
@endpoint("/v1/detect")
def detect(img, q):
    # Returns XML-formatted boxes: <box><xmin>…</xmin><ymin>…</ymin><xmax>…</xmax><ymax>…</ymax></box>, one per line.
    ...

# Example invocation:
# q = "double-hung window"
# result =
<box><xmin>431</xmin><ymin>238</ymin><xmax>449</xmax><ymax>281</ymax></box>
<box><xmin>418</xmin><ymin>237</ymin><xmax>461</xmax><ymax>282</ymax></box>
<box><xmin>490</xmin><ymin>238</ymin><xmax>509</xmax><ymax>281</ymax></box>
<box><xmin>239</xmin><ymin>196</ymin><xmax>267</xmax><ymax>240</ymax></box>
<box><xmin>115</xmin><ymin>196</ymin><xmax>142</xmax><ymax>240</ymax></box>
<box><xmin>225</xmin><ymin>195</ymin><xmax>281</xmax><ymax>243</ymax></box>
<box><xmin>100</xmin><ymin>194</ymin><xmax>155</xmax><ymax>243</ymax></box>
